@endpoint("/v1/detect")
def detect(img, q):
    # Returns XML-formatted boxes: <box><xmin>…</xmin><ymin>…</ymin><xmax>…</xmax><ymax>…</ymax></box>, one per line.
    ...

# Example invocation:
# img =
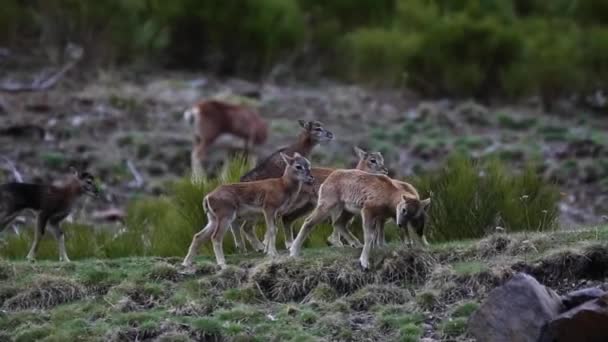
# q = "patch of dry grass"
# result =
<box><xmin>3</xmin><ymin>275</ymin><xmax>85</xmax><ymax>311</ymax></box>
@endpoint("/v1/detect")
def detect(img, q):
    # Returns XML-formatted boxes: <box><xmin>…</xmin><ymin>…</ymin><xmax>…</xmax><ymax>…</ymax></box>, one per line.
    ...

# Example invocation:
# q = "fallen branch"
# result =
<box><xmin>1</xmin><ymin>156</ymin><xmax>23</xmax><ymax>182</ymax></box>
<box><xmin>126</xmin><ymin>159</ymin><xmax>145</xmax><ymax>188</ymax></box>
<box><xmin>0</xmin><ymin>45</ymin><xmax>83</xmax><ymax>93</ymax></box>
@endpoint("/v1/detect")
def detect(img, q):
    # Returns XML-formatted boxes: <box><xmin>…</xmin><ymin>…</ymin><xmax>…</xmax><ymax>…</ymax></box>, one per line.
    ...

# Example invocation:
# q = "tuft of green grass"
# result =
<box><xmin>190</xmin><ymin>317</ymin><xmax>223</xmax><ymax>339</ymax></box>
<box><xmin>399</xmin><ymin>323</ymin><xmax>424</xmax><ymax>342</ymax></box>
<box><xmin>149</xmin><ymin>262</ymin><xmax>180</xmax><ymax>281</ymax></box>
<box><xmin>496</xmin><ymin>113</ymin><xmax>537</xmax><ymax>130</ymax></box>
<box><xmin>415</xmin><ymin>290</ymin><xmax>439</xmax><ymax>311</ymax></box>
<box><xmin>215</xmin><ymin>306</ymin><xmax>265</xmax><ymax>324</ymax></box>
<box><xmin>13</xmin><ymin>324</ymin><xmax>53</xmax><ymax>342</ymax></box>
<box><xmin>223</xmin><ymin>286</ymin><xmax>262</xmax><ymax>304</ymax></box>
<box><xmin>439</xmin><ymin>317</ymin><xmax>468</xmax><ymax>338</ymax></box>
<box><xmin>452</xmin><ymin>301</ymin><xmax>479</xmax><ymax>318</ymax></box>
<box><xmin>452</xmin><ymin>261</ymin><xmax>488</xmax><ymax>276</ymax></box>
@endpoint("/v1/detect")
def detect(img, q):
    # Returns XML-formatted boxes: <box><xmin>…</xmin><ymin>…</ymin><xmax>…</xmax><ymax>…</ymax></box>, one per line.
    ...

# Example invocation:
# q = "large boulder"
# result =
<box><xmin>468</xmin><ymin>273</ymin><xmax>563</xmax><ymax>342</ymax></box>
<box><xmin>539</xmin><ymin>293</ymin><xmax>608</xmax><ymax>342</ymax></box>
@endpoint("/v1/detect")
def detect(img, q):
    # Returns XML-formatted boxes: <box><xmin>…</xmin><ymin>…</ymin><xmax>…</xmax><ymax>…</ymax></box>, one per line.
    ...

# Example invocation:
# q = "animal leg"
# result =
<box><xmin>375</xmin><ymin>221</ymin><xmax>386</xmax><ymax>247</ymax></box>
<box><xmin>182</xmin><ymin>217</ymin><xmax>217</xmax><ymax>267</ymax></box>
<box><xmin>359</xmin><ymin>209</ymin><xmax>375</xmax><ymax>269</ymax></box>
<box><xmin>0</xmin><ymin>211</ymin><xmax>19</xmax><ymax>233</ymax></box>
<box><xmin>27</xmin><ymin>213</ymin><xmax>48</xmax><ymax>262</ymax></box>
<box><xmin>281</xmin><ymin>204</ymin><xmax>312</xmax><ymax>249</ymax></box>
<box><xmin>229</xmin><ymin>222</ymin><xmax>247</xmax><ymax>253</ymax></box>
<box><xmin>263</xmin><ymin>209</ymin><xmax>279</xmax><ymax>257</ymax></box>
<box><xmin>211</xmin><ymin>218</ymin><xmax>232</xmax><ymax>268</ymax></box>
<box><xmin>282</xmin><ymin>216</ymin><xmax>296</xmax><ymax>250</ymax></box>
<box><xmin>404</xmin><ymin>224</ymin><xmax>413</xmax><ymax>246</ymax></box>
<box><xmin>240</xmin><ymin>220</ymin><xmax>265</xmax><ymax>252</ymax></box>
<box><xmin>290</xmin><ymin>203</ymin><xmax>333</xmax><ymax>257</ymax></box>
<box><xmin>328</xmin><ymin>211</ymin><xmax>348</xmax><ymax>248</ymax></box>
<box><xmin>411</xmin><ymin>219</ymin><xmax>430</xmax><ymax>247</ymax></box>
<box><xmin>191</xmin><ymin>144</ymin><xmax>206</xmax><ymax>184</ymax></box>
<box><xmin>48</xmin><ymin>221</ymin><xmax>70</xmax><ymax>262</ymax></box>
<box><xmin>337</xmin><ymin>213</ymin><xmax>363</xmax><ymax>248</ymax></box>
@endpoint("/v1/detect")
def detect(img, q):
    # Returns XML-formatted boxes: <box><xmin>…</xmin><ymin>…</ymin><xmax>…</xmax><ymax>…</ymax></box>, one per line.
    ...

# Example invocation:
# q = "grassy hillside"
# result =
<box><xmin>2</xmin><ymin>226</ymin><xmax>607</xmax><ymax>341</ymax></box>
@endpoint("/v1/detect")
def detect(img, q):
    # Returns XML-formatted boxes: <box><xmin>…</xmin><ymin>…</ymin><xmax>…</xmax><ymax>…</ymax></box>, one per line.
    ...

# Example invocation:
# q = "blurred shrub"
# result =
<box><xmin>580</xmin><ymin>27</ymin><xmax>608</xmax><ymax>91</ymax></box>
<box><xmin>344</xmin><ymin>28</ymin><xmax>419</xmax><ymax>84</ymax></box>
<box><xmin>416</xmin><ymin>155</ymin><xmax>559</xmax><ymax>242</ymax></box>
<box><xmin>503</xmin><ymin>19</ymin><xmax>582</xmax><ymax>110</ymax></box>
<box><xmin>3</xmin><ymin>0</ymin><xmax>608</xmax><ymax>102</ymax></box>
<box><xmin>406</xmin><ymin>14</ymin><xmax>523</xmax><ymax>97</ymax></box>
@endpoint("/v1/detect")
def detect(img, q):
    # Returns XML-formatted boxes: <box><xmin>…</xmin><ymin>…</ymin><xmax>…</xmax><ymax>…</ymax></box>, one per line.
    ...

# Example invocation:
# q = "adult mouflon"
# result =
<box><xmin>0</xmin><ymin>167</ymin><xmax>99</xmax><ymax>262</ymax></box>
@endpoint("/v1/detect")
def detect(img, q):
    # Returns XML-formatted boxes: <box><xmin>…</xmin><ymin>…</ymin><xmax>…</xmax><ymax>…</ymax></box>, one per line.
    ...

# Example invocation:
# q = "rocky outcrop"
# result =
<box><xmin>539</xmin><ymin>293</ymin><xmax>608</xmax><ymax>342</ymax></box>
<box><xmin>468</xmin><ymin>273</ymin><xmax>563</xmax><ymax>342</ymax></box>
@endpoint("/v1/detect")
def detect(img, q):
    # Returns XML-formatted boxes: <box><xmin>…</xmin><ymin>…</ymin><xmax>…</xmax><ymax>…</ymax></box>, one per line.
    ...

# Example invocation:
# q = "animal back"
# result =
<box><xmin>0</xmin><ymin>183</ymin><xmax>45</xmax><ymax>211</ymax></box>
<box><xmin>239</xmin><ymin>148</ymin><xmax>287</xmax><ymax>182</ymax></box>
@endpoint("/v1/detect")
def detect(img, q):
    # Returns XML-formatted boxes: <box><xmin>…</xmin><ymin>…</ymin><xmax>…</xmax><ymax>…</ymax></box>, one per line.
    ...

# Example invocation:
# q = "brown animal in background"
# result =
<box><xmin>182</xmin><ymin>153</ymin><xmax>313</xmax><ymax>268</ymax></box>
<box><xmin>0</xmin><ymin>168</ymin><xmax>100</xmax><ymax>262</ymax></box>
<box><xmin>289</xmin><ymin>170</ymin><xmax>430</xmax><ymax>269</ymax></box>
<box><xmin>184</xmin><ymin>100</ymin><xmax>268</xmax><ymax>180</ymax></box>
<box><xmin>233</xmin><ymin>120</ymin><xmax>334</xmax><ymax>251</ymax></box>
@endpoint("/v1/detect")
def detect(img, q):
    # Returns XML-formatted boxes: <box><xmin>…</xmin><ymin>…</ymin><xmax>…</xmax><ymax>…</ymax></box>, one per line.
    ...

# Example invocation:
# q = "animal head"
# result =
<box><xmin>354</xmin><ymin>146</ymin><xmax>388</xmax><ymax>175</ymax></box>
<box><xmin>298</xmin><ymin>120</ymin><xmax>334</xmax><ymax>143</ymax></box>
<box><xmin>281</xmin><ymin>152</ymin><xmax>314</xmax><ymax>185</ymax></box>
<box><xmin>69</xmin><ymin>167</ymin><xmax>100</xmax><ymax>198</ymax></box>
<box><xmin>396</xmin><ymin>196</ymin><xmax>431</xmax><ymax>233</ymax></box>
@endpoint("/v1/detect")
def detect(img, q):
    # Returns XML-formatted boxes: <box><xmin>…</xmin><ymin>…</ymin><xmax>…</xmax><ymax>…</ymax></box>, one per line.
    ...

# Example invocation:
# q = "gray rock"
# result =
<box><xmin>561</xmin><ymin>287</ymin><xmax>606</xmax><ymax>311</ymax></box>
<box><xmin>539</xmin><ymin>294</ymin><xmax>608</xmax><ymax>342</ymax></box>
<box><xmin>468</xmin><ymin>273</ymin><xmax>563</xmax><ymax>342</ymax></box>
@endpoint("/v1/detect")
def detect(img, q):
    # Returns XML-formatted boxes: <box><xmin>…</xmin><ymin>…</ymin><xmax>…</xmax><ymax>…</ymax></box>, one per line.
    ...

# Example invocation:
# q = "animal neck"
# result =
<box><xmin>389</xmin><ymin>191</ymin><xmax>405</xmax><ymax>211</ymax></box>
<box><xmin>52</xmin><ymin>177</ymin><xmax>83</xmax><ymax>199</ymax></box>
<box><xmin>287</xmin><ymin>132</ymin><xmax>315</xmax><ymax>157</ymax></box>
<box><xmin>281</xmin><ymin>169</ymin><xmax>303</xmax><ymax>194</ymax></box>
<box><xmin>354</xmin><ymin>159</ymin><xmax>366</xmax><ymax>170</ymax></box>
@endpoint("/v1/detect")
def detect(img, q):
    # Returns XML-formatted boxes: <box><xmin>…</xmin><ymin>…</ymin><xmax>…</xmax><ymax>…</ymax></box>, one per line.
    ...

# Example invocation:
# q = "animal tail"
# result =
<box><xmin>183</xmin><ymin>105</ymin><xmax>200</xmax><ymax>125</ymax></box>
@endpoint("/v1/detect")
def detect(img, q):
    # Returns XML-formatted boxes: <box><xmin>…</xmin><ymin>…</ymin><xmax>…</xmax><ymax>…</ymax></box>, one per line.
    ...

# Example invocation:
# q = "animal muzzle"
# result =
<box><xmin>325</xmin><ymin>131</ymin><xmax>334</xmax><ymax>140</ymax></box>
<box><xmin>380</xmin><ymin>167</ymin><xmax>389</xmax><ymax>175</ymax></box>
<box><xmin>305</xmin><ymin>175</ymin><xmax>315</xmax><ymax>185</ymax></box>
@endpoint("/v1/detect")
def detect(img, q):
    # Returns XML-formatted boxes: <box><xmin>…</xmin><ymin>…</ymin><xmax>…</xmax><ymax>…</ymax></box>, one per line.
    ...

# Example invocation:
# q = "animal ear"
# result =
<box><xmin>280</xmin><ymin>152</ymin><xmax>293</xmax><ymax>165</ymax></box>
<box><xmin>354</xmin><ymin>146</ymin><xmax>367</xmax><ymax>159</ymax></box>
<box><xmin>298</xmin><ymin>120</ymin><xmax>311</xmax><ymax>130</ymax></box>
<box><xmin>421</xmin><ymin>198</ymin><xmax>431</xmax><ymax>211</ymax></box>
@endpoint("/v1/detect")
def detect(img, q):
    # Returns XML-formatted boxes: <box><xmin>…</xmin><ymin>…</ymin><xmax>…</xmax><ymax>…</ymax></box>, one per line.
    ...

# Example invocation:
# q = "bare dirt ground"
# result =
<box><xmin>1</xmin><ymin>69</ymin><xmax>606</xmax><ymax>229</ymax></box>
